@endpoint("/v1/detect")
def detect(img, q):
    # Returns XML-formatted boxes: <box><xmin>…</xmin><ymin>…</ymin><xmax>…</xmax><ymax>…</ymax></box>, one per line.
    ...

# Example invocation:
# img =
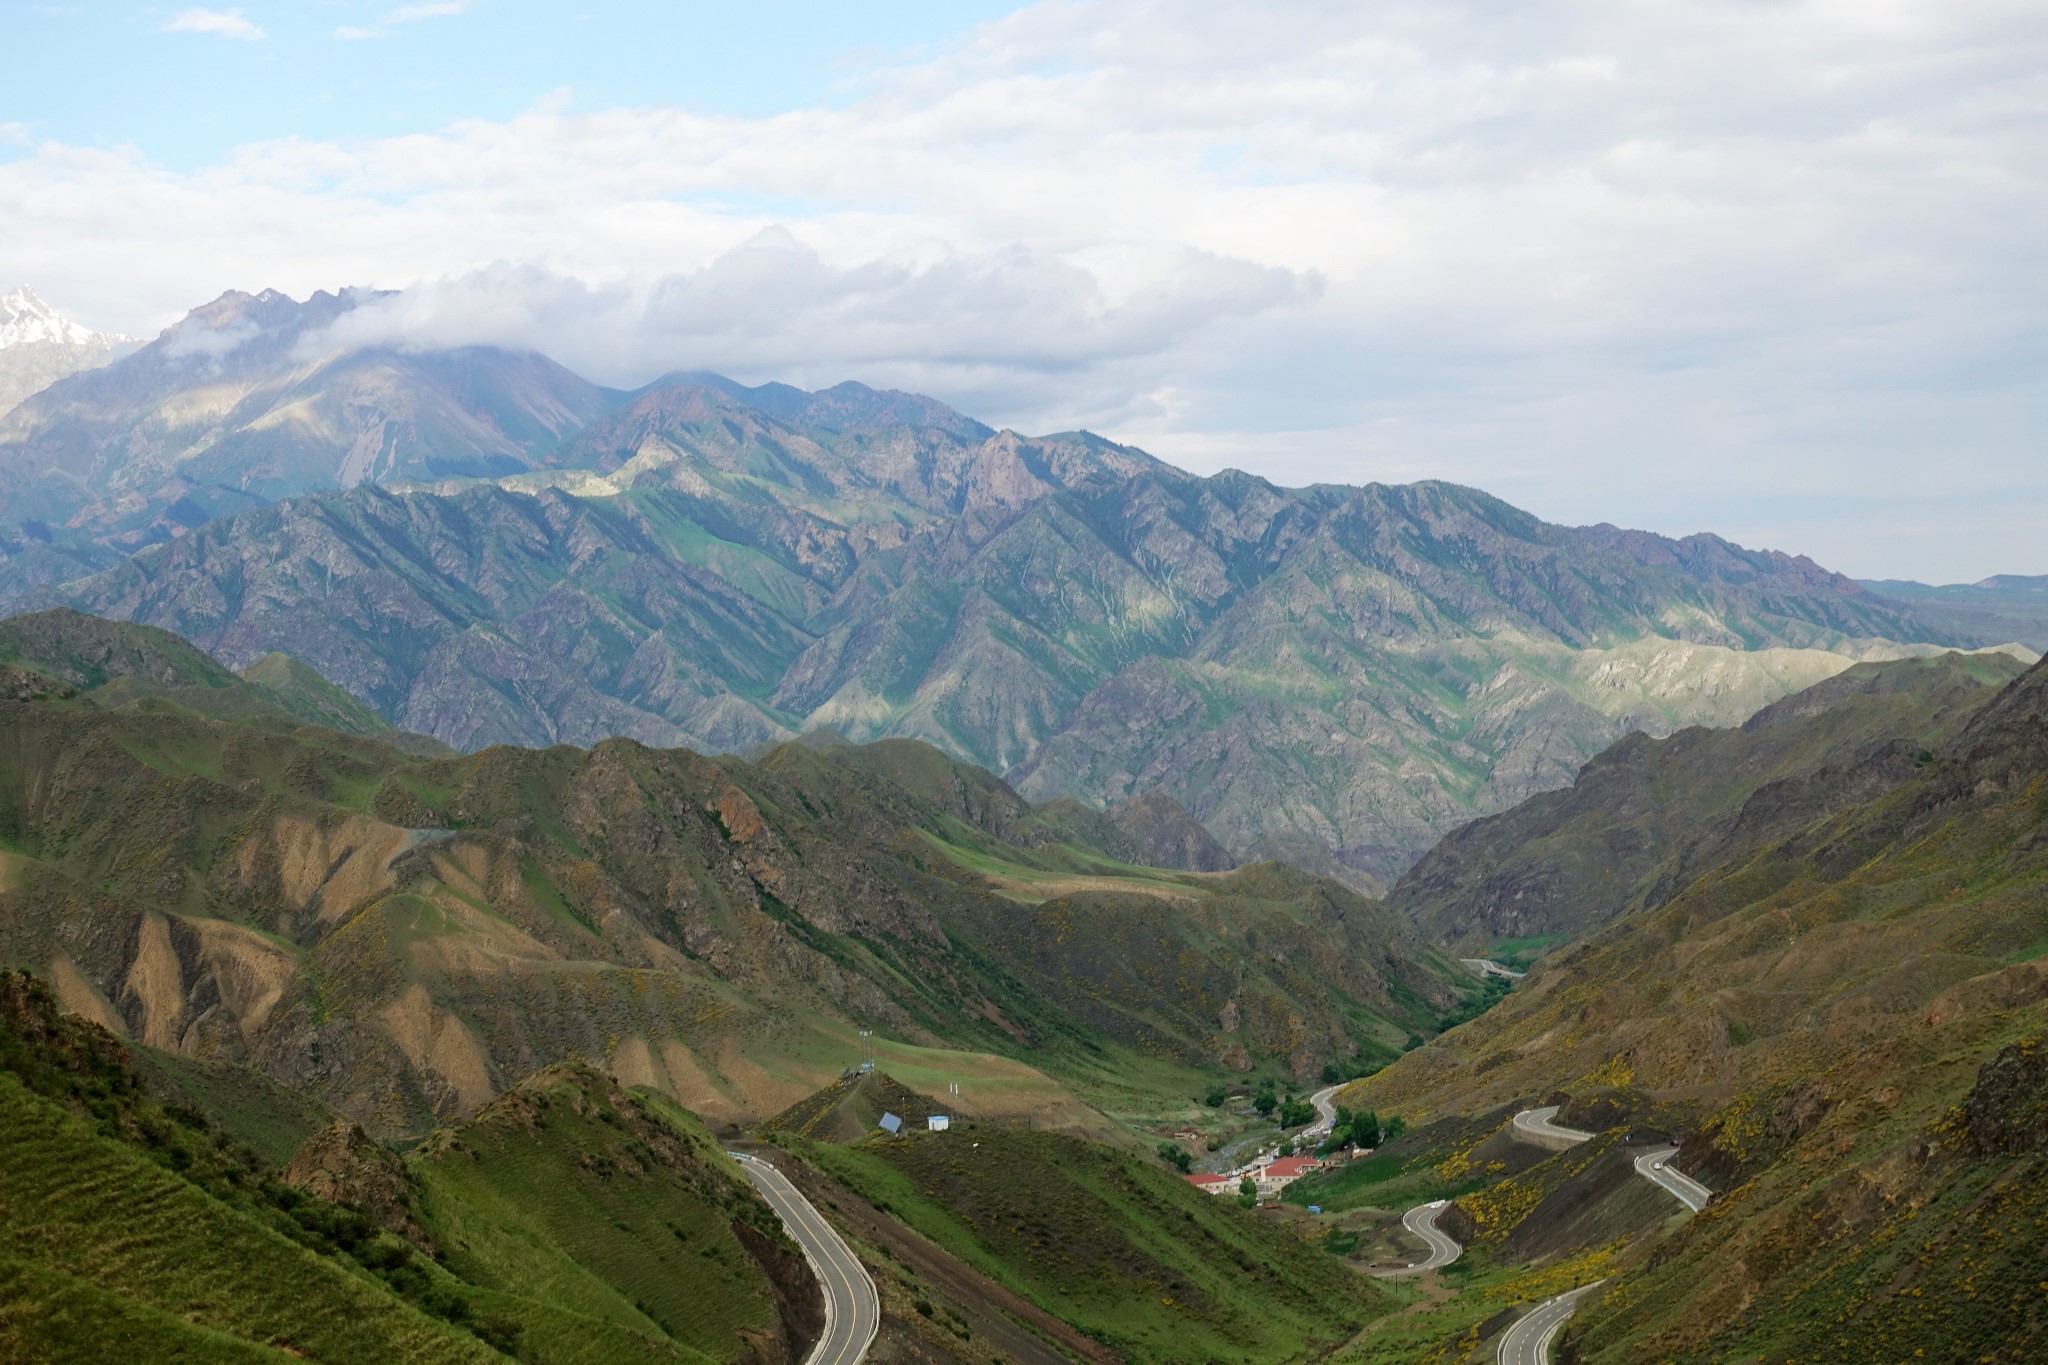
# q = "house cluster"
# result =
<box><xmin>1183</xmin><ymin>1153</ymin><xmax>1329</xmax><ymax>1199</ymax></box>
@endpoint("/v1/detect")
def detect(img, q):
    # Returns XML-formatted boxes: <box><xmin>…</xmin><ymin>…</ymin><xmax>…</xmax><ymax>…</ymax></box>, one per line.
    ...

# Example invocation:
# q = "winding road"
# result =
<box><xmin>1507</xmin><ymin>1107</ymin><xmax>1711</xmax><ymax>1213</ymax></box>
<box><xmin>1495</xmin><ymin>1282</ymin><xmax>1605</xmax><ymax>1365</ymax></box>
<box><xmin>1370</xmin><ymin>1200</ymin><xmax>1462</xmax><ymax>1277</ymax></box>
<box><xmin>1305</xmin><ymin>1083</ymin><xmax>1343</xmax><ymax>1139</ymax></box>
<box><xmin>1489</xmin><ymin>1110</ymin><xmax>1714</xmax><ymax>1360</ymax></box>
<box><xmin>1509</xmin><ymin>1105</ymin><xmax>1595</xmax><ymax>1149</ymax></box>
<box><xmin>1634</xmin><ymin>1146</ymin><xmax>1713</xmax><ymax>1213</ymax></box>
<box><xmin>731</xmin><ymin>1153</ymin><xmax>881</xmax><ymax>1365</ymax></box>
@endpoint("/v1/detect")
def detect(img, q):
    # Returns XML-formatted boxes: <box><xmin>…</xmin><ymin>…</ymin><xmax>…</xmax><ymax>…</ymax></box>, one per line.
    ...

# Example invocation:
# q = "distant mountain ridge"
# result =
<box><xmin>0</xmin><ymin>285</ymin><xmax>135</xmax><ymax>421</ymax></box>
<box><xmin>39</xmin><ymin>455</ymin><xmax>2018</xmax><ymax>882</ymax></box>
<box><xmin>0</xmin><ymin>285</ymin><xmax>2033</xmax><ymax>880</ymax></box>
<box><xmin>0</xmin><ymin>286</ymin><xmax>129</xmax><ymax>350</ymax></box>
<box><xmin>0</xmin><ymin>287</ymin><xmax>615</xmax><ymax>588</ymax></box>
<box><xmin>1858</xmin><ymin>574</ymin><xmax>2048</xmax><ymax>650</ymax></box>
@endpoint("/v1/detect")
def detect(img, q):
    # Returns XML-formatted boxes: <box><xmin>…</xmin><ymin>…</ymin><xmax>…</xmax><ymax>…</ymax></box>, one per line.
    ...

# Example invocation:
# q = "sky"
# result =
<box><xmin>5</xmin><ymin>0</ymin><xmax>2045</xmax><ymax>583</ymax></box>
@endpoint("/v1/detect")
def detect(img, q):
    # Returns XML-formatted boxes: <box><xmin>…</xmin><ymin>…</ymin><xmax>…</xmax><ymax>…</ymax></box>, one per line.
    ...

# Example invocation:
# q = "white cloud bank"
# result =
<box><xmin>11</xmin><ymin>0</ymin><xmax>2048</xmax><ymax>579</ymax></box>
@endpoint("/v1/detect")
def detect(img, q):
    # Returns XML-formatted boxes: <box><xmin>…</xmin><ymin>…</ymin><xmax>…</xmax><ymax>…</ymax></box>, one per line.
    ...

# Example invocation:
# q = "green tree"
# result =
<box><xmin>1253</xmin><ymin>1086</ymin><xmax>1278</xmax><ymax>1117</ymax></box>
<box><xmin>1157</xmin><ymin>1142</ymin><xmax>1193</xmax><ymax>1174</ymax></box>
<box><xmin>1237</xmin><ymin>1176</ymin><xmax>1258</xmax><ymax>1208</ymax></box>
<box><xmin>1203</xmin><ymin>1084</ymin><xmax>1228</xmax><ymax>1108</ymax></box>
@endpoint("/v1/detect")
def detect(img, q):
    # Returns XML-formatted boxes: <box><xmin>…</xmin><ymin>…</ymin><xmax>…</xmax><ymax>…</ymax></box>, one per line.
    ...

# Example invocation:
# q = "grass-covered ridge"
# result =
<box><xmin>0</xmin><ymin>971</ymin><xmax>824</xmax><ymax>1363</ymax></box>
<box><xmin>0</xmin><ymin>970</ymin><xmax>500</xmax><ymax>1363</ymax></box>
<box><xmin>412</xmin><ymin>1065</ymin><xmax>816</xmax><ymax>1363</ymax></box>
<box><xmin>785</xmin><ymin>1120</ymin><xmax>1389</xmax><ymax>1363</ymax></box>
<box><xmin>1335</xmin><ymin>651</ymin><xmax>2048</xmax><ymax>1360</ymax></box>
<box><xmin>0</xmin><ymin>613</ymin><xmax>1478</xmax><ymax>1139</ymax></box>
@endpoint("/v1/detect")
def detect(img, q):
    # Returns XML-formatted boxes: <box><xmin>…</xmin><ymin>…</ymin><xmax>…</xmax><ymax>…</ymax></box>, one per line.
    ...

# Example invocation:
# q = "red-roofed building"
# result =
<box><xmin>1184</xmin><ymin>1172</ymin><xmax>1235</xmax><ymax>1195</ymax></box>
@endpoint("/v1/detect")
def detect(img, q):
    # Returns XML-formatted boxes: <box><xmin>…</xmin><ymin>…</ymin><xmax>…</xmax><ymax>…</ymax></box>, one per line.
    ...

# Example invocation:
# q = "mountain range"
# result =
<box><xmin>0</xmin><ymin>286</ymin><xmax>134</xmax><ymax>421</ymax></box>
<box><xmin>0</xmin><ymin>285</ymin><xmax>2036</xmax><ymax>886</ymax></box>
<box><xmin>0</xmin><ymin>608</ymin><xmax>1468</xmax><ymax>1135</ymax></box>
<box><xmin>2</xmin><ymin>283</ymin><xmax>2041</xmax><ymax>1365</ymax></box>
<box><xmin>8</xmin><ymin>604</ymin><xmax>2042</xmax><ymax>1363</ymax></box>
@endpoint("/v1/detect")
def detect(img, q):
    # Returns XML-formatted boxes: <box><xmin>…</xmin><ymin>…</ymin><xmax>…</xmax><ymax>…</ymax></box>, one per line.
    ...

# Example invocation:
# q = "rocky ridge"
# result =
<box><xmin>0</xmin><ymin>286</ymin><xmax>2027</xmax><ymax>880</ymax></box>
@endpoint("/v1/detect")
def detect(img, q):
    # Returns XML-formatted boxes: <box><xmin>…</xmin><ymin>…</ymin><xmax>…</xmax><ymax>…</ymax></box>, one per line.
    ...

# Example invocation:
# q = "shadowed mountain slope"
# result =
<box><xmin>0</xmin><ymin>606</ymin><xmax>443</xmax><ymax>752</ymax></box>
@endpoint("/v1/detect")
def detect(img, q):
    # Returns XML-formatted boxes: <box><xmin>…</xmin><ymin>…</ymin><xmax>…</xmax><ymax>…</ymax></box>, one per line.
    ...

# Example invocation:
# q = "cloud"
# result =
<box><xmin>162</xmin><ymin>7</ymin><xmax>264</xmax><ymax>41</ymax></box>
<box><xmin>300</xmin><ymin>234</ymin><xmax>1315</xmax><ymax>394</ymax></box>
<box><xmin>14</xmin><ymin>0</ymin><xmax>2048</xmax><ymax>579</ymax></box>
<box><xmin>333</xmin><ymin>1</ymin><xmax>467</xmax><ymax>39</ymax></box>
<box><xmin>162</xmin><ymin>317</ymin><xmax>263</xmax><ymax>361</ymax></box>
<box><xmin>385</xmin><ymin>1</ymin><xmax>468</xmax><ymax>20</ymax></box>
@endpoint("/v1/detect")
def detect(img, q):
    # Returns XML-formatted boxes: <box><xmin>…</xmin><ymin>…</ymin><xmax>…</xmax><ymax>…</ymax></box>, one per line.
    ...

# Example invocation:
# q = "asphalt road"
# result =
<box><xmin>1509</xmin><ymin>1105</ymin><xmax>1595</xmax><ymax>1149</ymax></box>
<box><xmin>1634</xmin><ymin>1145</ymin><xmax>1713</xmax><ymax>1212</ymax></box>
<box><xmin>732</xmin><ymin>1153</ymin><xmax>880</xmax><ymax>1365</ymax></box>
<box><xmin>1370</xmin><ymin>1199</ymin><xmax>1462</xmax><ymax>1277</ymax></box>
<box><xmin>1510</xmin><ymin>1107</ymin><xmax>1714</xmax><ymax>1208</ymax></box>
<box><xmin>1495</xmin><ymin>1281</ymin><xmax>1605</xmax><ymax>1365</ymax></box>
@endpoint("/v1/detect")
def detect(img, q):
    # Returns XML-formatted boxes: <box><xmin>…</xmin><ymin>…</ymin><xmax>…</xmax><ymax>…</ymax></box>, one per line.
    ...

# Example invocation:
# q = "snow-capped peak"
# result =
<box><xmin>0</xmin><ymin>286</ymin><xmax>133</xmax><ymax>350</ymax></box>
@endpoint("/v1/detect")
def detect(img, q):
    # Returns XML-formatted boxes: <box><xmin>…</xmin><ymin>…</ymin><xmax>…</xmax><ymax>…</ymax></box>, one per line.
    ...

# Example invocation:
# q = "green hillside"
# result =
<box><xmin>0</xmin><ymin>612</ymin><xmax>1470</xmax><ymax>1143</ymax></box>
<box><xmin>0</xmin><ymin>970</ymin><xmax>501</xmax><ymax>1363</ymax></box>
<box><xmin>0</xmin><ymin>606</ymin><xmax>442</xmax><ymax>750</ymax></box>
<box><xmin>412</xmin><ymin>1066</ymin><xmax>815</xmax><ymax>1364</ymax></box>
<box><xmin>0</xmin><ymin>969</ymin><xmax>822</xmax><ymax>1364</ymax></box>
<box><xmin>788</xmin><ymin>1121</ymin><xmax>1388</xmax><ymax>1363</ymax></box>
<box><xmin>1340</xmin><ymin>652</ymin><xmax>2048</xmax><ymax>1360</ymax></box>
